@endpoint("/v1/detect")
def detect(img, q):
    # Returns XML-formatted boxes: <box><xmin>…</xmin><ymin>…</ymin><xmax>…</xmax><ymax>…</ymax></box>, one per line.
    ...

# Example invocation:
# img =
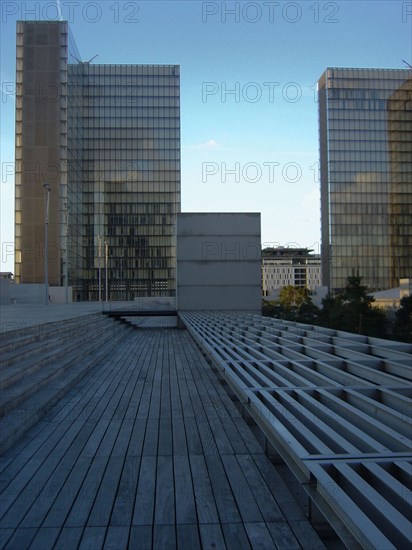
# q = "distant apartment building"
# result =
<box><xmin>318</xmin><ymin>67</ymin><xmax>411</xmax><ymax>293</ymax></box>
<box><xmin>262</xmin><ymin>247</ymin><xmax>321</xmax><ymax>297</ymax></box>
<box><xmin>15</xmin><ymin>21</ymin><xmax>180</xmax><ymax>299</ymax></box>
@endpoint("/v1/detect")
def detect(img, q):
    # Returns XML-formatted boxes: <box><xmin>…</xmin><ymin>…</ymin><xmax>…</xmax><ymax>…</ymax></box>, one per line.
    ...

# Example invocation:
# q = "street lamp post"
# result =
<box><xmin>43</xmin><ymin>183</ymin><xmax>51</xmax><ymax>306</ymax></box>
<box><xmin>120</xmin><ymin>257</ymin><xmax>123</xmax><ymax>302</ymax></box>
<box><xmin>64</xmin><ymin>202</ymin><xmax>70</xmax><ymax>304</ymax></box>
<box><xmin>105</xmin><ymin>240</ymin><xmax>108</xmax><ymax>301</ymax></box>
<box><xmin>98</xmin><ymin>235</ymin><xmax>102</xmax><ymax>301</ymax></box>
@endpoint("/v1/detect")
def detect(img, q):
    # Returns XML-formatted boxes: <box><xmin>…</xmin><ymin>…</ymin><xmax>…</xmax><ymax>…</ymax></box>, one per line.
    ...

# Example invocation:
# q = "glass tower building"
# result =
<box><xmin>15</xmin><ymin>21</ymin><xmax>180</xmax><ymax>299</ymax></box>
<box><xmin>318</xmin><ymin>68</ymin><xmax>411</xmax><ymax>292</ymax></box>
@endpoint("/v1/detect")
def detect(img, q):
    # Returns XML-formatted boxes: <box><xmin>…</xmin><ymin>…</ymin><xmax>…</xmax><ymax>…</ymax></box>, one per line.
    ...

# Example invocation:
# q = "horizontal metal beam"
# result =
<box><xmin>103</xmin><ymin>310</ymin><xmax>177</xmax><ymax>317</ymax></box>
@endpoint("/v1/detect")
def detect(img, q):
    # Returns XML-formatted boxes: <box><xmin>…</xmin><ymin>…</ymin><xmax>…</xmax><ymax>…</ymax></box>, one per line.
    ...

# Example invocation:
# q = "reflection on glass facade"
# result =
<box><xmin>15</xmin><ymin>21</ymin><xmax>181</xmax><ymax>299</ymax></box>
<box><xmin>318</xmin><ymin>68</ymin><xmax>412</xmax><ymax>292</ymax></box>
<box><xmin>15</xmin><ymin>21</ymin><xmax>68</xmax><ymax>286</ymax></box>
<box><xmin>68</xmin><ymin>63</ymin><xmax>180</xmax><ymax>299</ymax></box>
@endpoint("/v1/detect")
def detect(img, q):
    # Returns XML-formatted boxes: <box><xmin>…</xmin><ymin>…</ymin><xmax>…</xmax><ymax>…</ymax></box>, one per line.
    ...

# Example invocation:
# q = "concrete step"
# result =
<box><xmin>0</xmin><ymin>319</ymin><xmax>128</xmax><ymax>416</ymax></box>
<box><xmin>0</xmin><ymin>316</ymin><xmax>133</xmax><ymax>454</ymax></box>
<box><xmin>0</xmin><ymin>315</ymin><xmax>113</xmax><ymax>370</ymax></box>
<box><xmin>0</xmin><ymin>313</ymin><xmax>99</xmax><ymax>354</ymax></box>
<box><xmin>0</xmin><ymin>317</ymin><xmax>121</xmax><ymax>392</ymax></box>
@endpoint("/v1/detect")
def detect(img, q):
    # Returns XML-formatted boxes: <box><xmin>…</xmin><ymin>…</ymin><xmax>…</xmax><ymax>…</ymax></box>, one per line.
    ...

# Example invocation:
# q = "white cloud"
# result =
<box><xmin>183</xmin><ymin>139</ymin><xmax>220</xmax><ymax>151</ymax></box>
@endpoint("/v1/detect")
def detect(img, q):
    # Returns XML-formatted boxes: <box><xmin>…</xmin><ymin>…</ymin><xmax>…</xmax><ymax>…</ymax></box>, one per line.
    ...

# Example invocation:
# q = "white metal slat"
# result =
<box><xmin>308</xmin><ymin>462</ymin><xmax>397</xmax><ymax>550</ymax></box>
<box><xmin>315</xmin><ymin>389</ymin><xmax>411</xmax><ymax>453</ymax></box>
<box><xmin>281</xmin><ymin>389</ymin><xmax>390</xmax><ymax>455</ymax></box>
<box><xmin>332</xmin><ymin>462</ymin><xmax>412</xmax><ymax>546</ymax></box>
<box><xmin>251</xmin><ymin>389</ymin><xmax>333</xmax><ymax>457</ymax></box>
<box><xmin>361</xmin><ymin>462</ymin><xmax>411</xmax><ymax>511</ymax></box>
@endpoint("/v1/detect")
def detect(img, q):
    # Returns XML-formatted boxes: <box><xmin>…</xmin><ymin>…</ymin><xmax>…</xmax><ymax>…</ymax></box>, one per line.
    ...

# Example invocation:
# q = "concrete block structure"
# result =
<box><xmin>176</xmin><ymin>213</ymin><xmax>261</xmax><ymax>313</ymax></box>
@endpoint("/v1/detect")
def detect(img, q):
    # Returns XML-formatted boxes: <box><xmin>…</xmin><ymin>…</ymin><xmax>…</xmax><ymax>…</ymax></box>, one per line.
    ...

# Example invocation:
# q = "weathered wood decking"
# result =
<box><xmin>0</xmin><ymin>327</ymin><xmax>324</xmax><ymax>549</ymax></box>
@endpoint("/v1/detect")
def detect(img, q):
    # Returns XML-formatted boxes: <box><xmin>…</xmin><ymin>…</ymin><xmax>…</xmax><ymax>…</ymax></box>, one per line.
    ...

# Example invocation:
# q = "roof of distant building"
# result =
<box><xmin>262</xmin><ymin>247</ymin><xmax>316</xmax><ymax>258</ymax></box>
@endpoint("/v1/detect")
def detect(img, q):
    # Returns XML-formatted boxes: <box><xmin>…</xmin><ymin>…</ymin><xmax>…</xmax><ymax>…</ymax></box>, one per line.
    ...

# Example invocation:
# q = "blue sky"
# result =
<box><xmin>1</xmin><ymin>0</ymin><xmax>411</xmax><ymax>271</ymax></box>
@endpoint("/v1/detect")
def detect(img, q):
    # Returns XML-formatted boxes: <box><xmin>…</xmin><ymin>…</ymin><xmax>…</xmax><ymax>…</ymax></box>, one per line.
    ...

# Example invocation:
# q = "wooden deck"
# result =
<box><xmin>0</xmin><ymin>327</ymin><xmax>325</xmax><ymax>549</ymax></box>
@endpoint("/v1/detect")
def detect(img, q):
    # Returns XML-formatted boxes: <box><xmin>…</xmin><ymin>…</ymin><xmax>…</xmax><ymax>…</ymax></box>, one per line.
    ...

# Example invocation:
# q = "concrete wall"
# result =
<box><xmin>10</xmin><ymin>284</ymin><xmax>45</xmax><ymax>304</ymax></box>
<box><xmin>8</xmin><ymin>284</ymin><xmax>73</xmax><ymax>304</ymax></box>
<box><xmin>177</xmin><ymin>213</ymin><xmax>261</xmax><ymax>313</ymax></box>
<box><xmin>0</xmin><ymin>279</ymin><xmax>10</xmax><ymax>305</ymax></box>
<box><xmin>50</xmin><ymin>286</ymin><xmax>73</xmax><ymax>303</ymax></box>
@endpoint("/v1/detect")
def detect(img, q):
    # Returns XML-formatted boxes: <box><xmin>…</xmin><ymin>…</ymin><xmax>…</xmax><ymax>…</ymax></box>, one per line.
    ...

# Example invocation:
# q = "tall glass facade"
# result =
<box><xmin>318</xmin><ymin>68</ymin><xmax>412</xmax><ymax>292</ymax></box>
<box><xmin>15</xmin><ymin>21</ymin><xmax>69</xmax><ymax>286</ymax></box>
<box><xmin>67</xmin><ymin>63</ymin><xmax>180</xmax><ymax>300</ymax></box>
<box><xmin>15</xmin><ymin>21</ymin><xmax>181</xmax><ymax>299</ymax></box>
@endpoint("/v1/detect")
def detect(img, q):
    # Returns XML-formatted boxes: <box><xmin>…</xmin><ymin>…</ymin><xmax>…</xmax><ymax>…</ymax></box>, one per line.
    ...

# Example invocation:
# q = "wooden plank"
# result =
<box><xmin>153</xmin><ymin>524</ymin><xmax>176</xmax><ymax>549</ymax></box>
<box><xmin>243</xmin><ymin>522</ymin><xmax>276</xmax><ymax>548</ymax></box>
<box><xmin>154</xmin><ymin>455</ymin><xmax>175</xmax><ymax>525</ymax></box>
<box><xmin>127</xmin><ymin>417</ymin><xmax>148</xmax><ymax>457</ymax></box>
<box><xmin>168</xmin><ymin>335</ymin><xmax>183</xmax><ymax>419</ymax></box>
<box><xmin>174</xmin><ymin>365</ymin><xmax>196</xmax><ymax>418</ymax></box>
<box><xmin>78</xmin><ymin>526</ymin><xmax>106</xmax><ymax>549</ymax></box>
<box><xmin>221</xmin><ymin>522</ymin><xmax>252</xmax><ymax>549</ymax></box>
<box><xmin>176</xmin><ymin>524</ymin><xmax>201</xmax><ymax>549</ymax></box>
<box><xmin>204</xmin><ymin>454</ymin><xmax>241</xmax><ymax>524</ymax></box>
<box><xmin>227</xmin><ymin>416</ymin><xmax>266</xmax><ymax>456</ymax></box>
<box><xmin>82</xmin><ymin>367</ymin><xmax>137</xmax><ymax>459</ymax></box>
<box><xmin>174</xmin><ymin>455</ymin><xmax>197</xmax><ymax>525</ymax></box>
<box><xmin>129</xmin><ymin>526</ymin><xmax>152</xmax><ymax>549</ymax></box>
<box><xmin>23</xmin><ymin>354</ymin><xmax>135</xmax><ymax>527</ymax></box>
<box><xmin>110</xmin><ymin>455</ymin><xmax>141</xmax><ymax>526</ymax></box>
<box><xmin>266</xmin><ymin>521</ymin><xmax>301</xmax><ymax>550</ymax></box>
<box><xmin>221</xmin><ymin>454</ymin><xmax>263</xmax><ymax>523</ymax></box>
<box><xmin>171</xmin><ymin>415</ymin><xmax>188</xmax><ymax>456</ymax></box>
<box><xmin>0</xmin><ymin>527</ymin><xmax>37</xmax><ymax>549</ymax></box>
<box><xmin>0</xmin><ymin>456</ymin><xmax>44</xmax><ymax>527</ymax></box>
<box><xmin>203</xmin><ymin>412</ymin><xmax>234</xmax><ymax>455</ymax></box>
<box><xmin>158</xmin><ymin>416</ymin><xmax>173</xmax><ymax>456</ymax></box>
<box><xmin>132</xmin><ymin>455</ymin><xmax>156</xmax><ymax>526</ymax></box>
<box><xmin>199</xmin><ymin>523</ymin><xmax>227</xmax><ymax>549</ymax></box>
<box><xmin>104</xmin><ymin>526</ymin><xmax>130</xmax><ymax>549</ymax></box>
<box><xmin>182</xmin><ymin>329</ymin><xmax>264</xmax><ymax>455</ymax></box>
<box><xmin>0</xmin><ymin>528</ymin><xmax>14</xmax><ymax>550</ymax></box>
<box><xmin>87</xmin><ymin>455</ymin><xmax>124</xmax><ymax>527</ymax></box>
<box><xmin>53</xmin><ymin>527</ymin><xmax>84</xmax><ymax>550</ymax></box>
<box><xmin>194</xmin><ymin>412</ymin><xmax>218</xmax><ymax>456</ymax></box>
<box><xmin>42</xmin><ymin>456</ymin><xmax>92</xmax><ymax>528</ymax></box>
<box><xmin>251</xmin><ymin>454</ymin><xmax>307</xmax><ymax>521</ymax></box>
<box><xmin>142</xmin><ymin>417</ymin><xmax>159</xmax><ymax>456</ymax></box>
<box><xmin>29</xmin><ymin>527</ymin><xmax>60</xmax><ymax>548</ymax></box>
<box><xmin>210</xmin><ymin>404</ymin><xmax>249</xmax><ymax>455</ymax></box>
<box><xmin>65</xmin><ymin>456</ymin><xmax>108</xmax><ymax>527</ymax></box>
<box><xmin>236</xmin><ymin>454</ymin><xmax>285</xmax><ymax>522</ymax></box>
<box><xmin>289</xmin><ymin>520</ymin><xmax>327</xmax><ymax>550</ymax></box>
<box><xmin>160</xmin><ymin>360</ymin><xmax>171</xmax><ymax>419</ymax></box>
<box><xmin>189</xmin><ymin>455</ymin><xmax>219</xmax><ymax>524</ymax></box>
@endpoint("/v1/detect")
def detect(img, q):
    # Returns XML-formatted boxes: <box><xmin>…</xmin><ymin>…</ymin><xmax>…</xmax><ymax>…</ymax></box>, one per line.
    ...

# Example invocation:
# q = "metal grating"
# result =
<box><xmin>180</xmin><ymin>312</ymin><xmax>412</xmax><ymax>549</ymax></box>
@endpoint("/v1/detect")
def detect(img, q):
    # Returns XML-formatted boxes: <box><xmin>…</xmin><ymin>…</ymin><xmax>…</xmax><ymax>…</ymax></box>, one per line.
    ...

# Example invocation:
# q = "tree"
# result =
<box><xmin>393</xmin><ymin>295</ymin><xmax>412</xmax><ymax>342</ymax></box>
<box><xmin>275</xmin><ymin>286</ymin><xmax>320</xmax><ymax>323</ymax></box>
<box><xmin>320</xmin><ymin>276</ymin><xmax>387</xmax><ymax>337</ymax></box>
<box><xmin>319</xmin><ymin>292</ymin><xmax>344</xmax><ymax>329</ymax></box>
<box><xmin>262</xmin><ymin>300</ymin><xmax>282</xmax><ymax>318</ymax></box>
<box><xmin>278</xmin><ymin>285</ymin><xmax>311</xmax><ymax>308</ymax></box>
